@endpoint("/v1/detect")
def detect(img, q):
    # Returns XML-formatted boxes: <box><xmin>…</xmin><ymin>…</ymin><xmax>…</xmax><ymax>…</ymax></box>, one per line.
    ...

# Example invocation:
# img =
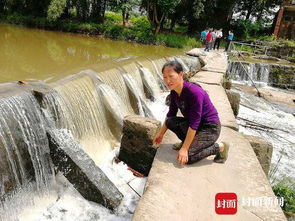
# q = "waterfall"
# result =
<box><xmin>139</xmin><ymin>67</ymin><xmax>161</xmax><ymax>101</ymax></box>
<box><xmin>228</xmin><ymin>61</ymin><xmax>270</xmax><ymax>87</ymax></box>
<box><xmin>97</xmin><ymin>83</ymin><xmax>129</xmax><ymax>126</ymax></box>
<box><xmin>44</xmin><ymin>74</ymin><xmax>115</xmax><ymax>164</ymax></box>
<box><xmin>0</xmin><ymin>92</ymin><xmax>53</xmax><ymax>191</ymax></box>
<box><xmin>138</xmin><ymin>58</ymin><xmax>168</xmax><ymax>91</ymax></box>
<box><xmin>0</xmin><ymin>56</ymin><xmax>175</xmax><ymax>219</ymax></box>
<box><xmin>174</xmin><ymin>57</ymin><xmax>190</xmax><ymax>73</ymax></box>
<box><xmin>122</xmin><ymin>73</ymin><xmax>155</xmax><ymax>118</ymax></box>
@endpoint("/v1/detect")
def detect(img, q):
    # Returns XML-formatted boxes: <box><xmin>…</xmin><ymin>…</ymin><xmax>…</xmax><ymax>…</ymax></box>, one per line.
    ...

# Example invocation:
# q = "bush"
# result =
<box><xmin>156</xmin><ymin>34</ymin><xmax>200</xmax><ymax>49</ymax></box>
<box><xmin>2</xmin><ymin>13</ymin><xmax>202</xmax><ymax>49</ymax></box>
<box><xmin>105</xmin><ymin>24</ymin><xmax>124</xmax><ymax>39</ymax></box>
<box><xmin>104</xmin><ymin>11</ymin><xmax>122</xmax><ymax>24</ymax></box>
<box><xmin>131</xmin><ymin>16</ymin><xmax>152</xmax><ymax>30</ymax></box>
<box><xmin>174</xmin><ymin>25</ymin><xmax>188</xmax><ymax>34</ymax></box>
<box><xmin>272</xmin><ymin>178</ymin><xmax>295</xmax><ymax>215</ymax></box>
<box><xmin>232</xmin><ymin>19</ymin><xmax>272</xmax><ymax>40</ymax></box>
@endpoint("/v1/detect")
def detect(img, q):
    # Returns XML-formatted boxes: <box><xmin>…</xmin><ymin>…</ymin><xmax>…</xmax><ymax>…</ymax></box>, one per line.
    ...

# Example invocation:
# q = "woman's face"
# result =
<box><xmin>162</xmin><ymin>66</ymin><xmax>183</xmax><ymax>91</ymax></box>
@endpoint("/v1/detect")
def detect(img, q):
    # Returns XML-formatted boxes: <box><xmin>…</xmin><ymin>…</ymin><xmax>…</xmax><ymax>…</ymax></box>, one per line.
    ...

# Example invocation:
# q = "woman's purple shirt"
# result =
<box><xmin>166</xmin><ymin>81</ymin><xmax>220</xmax><ymax>130</ymax></box>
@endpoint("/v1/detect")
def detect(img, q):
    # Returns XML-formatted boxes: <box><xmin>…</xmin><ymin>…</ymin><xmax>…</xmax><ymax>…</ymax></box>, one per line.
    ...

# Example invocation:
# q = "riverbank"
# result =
<box><xmin>0</xmin><ymin>13</ymin><xmax>201</xmax><ymax>49</ymax></box>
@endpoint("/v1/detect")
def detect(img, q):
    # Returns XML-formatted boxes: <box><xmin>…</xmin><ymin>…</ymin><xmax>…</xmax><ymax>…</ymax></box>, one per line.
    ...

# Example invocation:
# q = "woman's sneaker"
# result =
<box><xmin>214</xmin><ymin>142</ymin><xmax>230</xmax><ymax>163</ymax></box>
<box><xmin>172</xmin><ymin>142</ymin><xmax>183</xmax><ymax>150</ymax></box>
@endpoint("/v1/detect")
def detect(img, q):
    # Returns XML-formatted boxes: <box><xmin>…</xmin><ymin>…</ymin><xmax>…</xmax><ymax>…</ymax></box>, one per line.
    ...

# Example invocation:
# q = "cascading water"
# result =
<box><xmin>228</xmin><ymin>59</ymin><xmax>295</xmax><ymax>184</ymax></box>
<box><xmin>233</xmin><ymin>87</ymin><xmax>295</xmax><ymax>183</ymax></box>
<box><xmin>47</xmin><ymin>74</ymin><xmax>116</xmax><ymax>164</ymax></box>
<box><xmin>139</xmin><ymin>67</ymin><xmax>161</xmax><ymax>101</ymax></box>
<box><xmin>122</xmin><ymin>73</ymin><xmax>146</xmax><ymax>117</ymax></box>
<box><xmin>97</xmin><ymin>83</ymin><xmax>129</xmax><ymax>126</ymax></box>
<box><xmin>228</xmin><ymin>61</ymin><xmax>270</xmax><ymax>87</ymax></box>
<box><xmin>0</xmin><ymin>92</ymin><xmax>53</xmax><ymax>189</ymax></box>
<box><xmin>0</xmin><ymin>55</ymin><xmax>195</xmax><ymax>220</ymax></box>
<box><xmin>0</xmin><ymin>91</ymin><xmax>54</xmax><ymax>220</ymax></box>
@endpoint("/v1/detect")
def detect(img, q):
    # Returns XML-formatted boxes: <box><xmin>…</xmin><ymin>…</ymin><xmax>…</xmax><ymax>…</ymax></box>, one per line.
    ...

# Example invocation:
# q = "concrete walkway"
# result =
<box><xmin>132</xmin><ymin>51</ymin><xmax>286</xmax><ymax>221</ymax></box>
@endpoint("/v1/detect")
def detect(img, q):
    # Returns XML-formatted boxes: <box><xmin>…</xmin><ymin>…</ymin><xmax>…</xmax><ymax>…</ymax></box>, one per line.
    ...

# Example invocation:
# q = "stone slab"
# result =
<box><xmin>47</xmin><ymin>129</ymin><xmax>123</xmax><ymax>210</ymax></box>
<box><xmin>190</xmin><ymin>71</ymin><xmax>224</xmax><ymax>86</ymax></box>
<box><xmin>119</xmin><ymin>115</ymin><xmax>161</xmax><ymax>176</ymax></box>
<box><xmin>133</xmin><ymin>128</ymin><xmax>286</xmax><ymax>221</ymax></box>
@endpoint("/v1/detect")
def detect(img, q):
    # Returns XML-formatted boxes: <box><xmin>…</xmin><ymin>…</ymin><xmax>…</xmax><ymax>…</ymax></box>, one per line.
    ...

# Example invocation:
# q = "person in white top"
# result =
<box><xmin>213</xmin><ymin>28</ymin><xmax>223</xmax><ymax>50</ymax></box>
<box><xmin>210</xmin><ymin>29</ymin><xmax>217</xmax><ymax>50</ymax></box>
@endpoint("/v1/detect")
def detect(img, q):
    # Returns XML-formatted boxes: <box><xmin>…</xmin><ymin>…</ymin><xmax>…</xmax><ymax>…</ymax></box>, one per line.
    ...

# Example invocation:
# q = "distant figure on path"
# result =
<box><xmin>201</xmin><ymin>28</ymin><xmax>208</xmax><ymax>47</ymax></box>
<box><xmin>153</xmin><ymin>60</ymin><xmax>230</xmax><ymax>165</ymax></box>
<box><xmin>225</xmin><ymin>30</ymin><xmax>234</xmax><ymax>52</ymax></box>
<box><xmin>200</xmin><ymin>28</ymin><xmax>208</xmax><ymax>47</ymax></box>
<box><xmin>213</xmin><ymin>28</ymin><xmax>223</xmax><ymax>50</ymax></box>
<box><xmin>210</xmin><ymin>29</ymin><xmax>217</xmax><ymax>50</ymax></box>
<box><xmin>204</xmin><ymin>29</ymin><xmax>212</xmax><ymax>52</ymax></box>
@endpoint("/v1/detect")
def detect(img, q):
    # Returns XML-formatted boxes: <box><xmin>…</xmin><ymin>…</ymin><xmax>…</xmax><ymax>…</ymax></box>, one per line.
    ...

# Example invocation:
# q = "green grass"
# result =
<box><xmin>272</xmin><ymin>177</ymin><xmax>295</xmax><ymax>215</ymax></box>
<box><xmin>234</xmin><ymin>44</ymin><xmax>255</xmax><ymax>53</ymax></box>
<box><xmin>156</xmin><ymin>34</ymin><xmax>201</xmax><ymax>49</ymax></box>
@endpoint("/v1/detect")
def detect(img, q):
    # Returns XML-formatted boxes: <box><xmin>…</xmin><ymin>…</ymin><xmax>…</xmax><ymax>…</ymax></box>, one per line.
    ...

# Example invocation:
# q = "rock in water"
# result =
<box><xmin>119</xmin><ymin>116</ymin><xmax>161</xmax><ymax>176</ymax></box>
<box><xmin>47</xmin><ymin>129</ymin><xmax>123</xmax><ymax>210</ymax></box>
<box><xmin>225</xmin><ymin>90</ymin><xmax>240</xmax><ymax>117</ymax></box>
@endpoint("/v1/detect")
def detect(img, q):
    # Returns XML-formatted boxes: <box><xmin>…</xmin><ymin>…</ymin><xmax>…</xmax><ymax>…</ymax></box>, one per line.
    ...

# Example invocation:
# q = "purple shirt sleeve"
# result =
<box><xmin>166</xmin><ymin>93</ymin><xmax>178</xmax><ymax>117</ymax></box>
<box><xmin>187</xmin><ymin>90</ymin><xmax>204</xmax><ymax>130</ymax></box>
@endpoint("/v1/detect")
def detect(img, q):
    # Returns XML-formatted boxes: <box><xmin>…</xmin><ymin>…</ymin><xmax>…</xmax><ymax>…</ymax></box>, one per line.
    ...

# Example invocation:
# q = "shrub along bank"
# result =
<box><xmin>1</xmin><ymin>13</ymin><xmax>201</xmax><ymax>49</ymax></box>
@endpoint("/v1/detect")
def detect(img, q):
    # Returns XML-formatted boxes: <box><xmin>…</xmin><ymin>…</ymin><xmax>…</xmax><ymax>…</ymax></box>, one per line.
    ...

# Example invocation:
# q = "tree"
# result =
<box><xmin>141</xmin><ymin>0</ymin><xmax>181</xmax><ymax>34</ymax></box>
<box><xmin>167</xmin><ymin>0</ymin><xmax>204</xmax><ymax>31</ymax></box>
<box><xmin>47</xmin><ymin>0</ymin><xmax>67</xmax><ymax>21</ymax></box>
<box><xmin>108</xmin><ymin>0</ymin><xmax>139</xmax><ymax>26</ymax></box>
<box><xmin>90</xmin><ymin>0</ymin><xmax>107</xmax><ymax>22</ymax></box>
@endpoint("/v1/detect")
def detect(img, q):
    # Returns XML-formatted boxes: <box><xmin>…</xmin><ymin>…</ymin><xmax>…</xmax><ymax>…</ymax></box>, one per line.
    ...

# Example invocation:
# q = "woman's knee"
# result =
<box><xmin>165</xmin><ymin>117</ymin><xmax>176</xmax><ymax>130</ymax></box>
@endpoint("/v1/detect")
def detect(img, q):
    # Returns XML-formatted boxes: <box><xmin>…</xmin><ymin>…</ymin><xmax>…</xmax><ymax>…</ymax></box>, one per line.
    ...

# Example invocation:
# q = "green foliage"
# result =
<box><xmin>104</xmin><ymin>11</ymin><xmax>122</xmax><ymax>24</ymax></box>
<box><xmin>131</xmin><ymin>16</ymin><xmax>152</xmax><ymax>30</ymax></box>
<box><xmin>234</xmin><ymin>44</ymin><xmax>254</xmax><ymax>53</ymax></box>
<box><xmin>2</xmin><ymin>12</ymin><xmax>200</xmax><ymax>48</ymax></box>
<box><xmin>272</xmin><ymin>178</ymin><xmax>295</xmax><ymax>214</ymax></box>
<box><xmin>174</xmin><ymin>25</ymin><xmax>188</xmax><ymax>34</ymax></box>
<box><xmin>47</xmin><ymin>0</ymin><xmax>67</xmax><ymax>22</ymax></box>
<box><xmin>283</xmin><ymin>39</ymin><xmax>295</xmax><ymax>47</ymax></box>
<box><xmin>234</xmin><ymin>19</ymin><xmax>270</xmax><ymax>39</ymax></box>
<box><xmin>141</xmin><ymin>0</ymin><xmax>183</xmax><ymax>33</ymax></box>
<box><xmin>157</xmin><ymin>0</ymin><xmax>181</xmax><ymax>14</ymax></box>
<box><xmin>105</xmin><ymin>24</ymin><xmax>124</xmax><ymax>39</ymax></box>
<box><xmin>156</xmin><ymin>34</ymin><xmax>201</xmax><ymax>48</ymax></box>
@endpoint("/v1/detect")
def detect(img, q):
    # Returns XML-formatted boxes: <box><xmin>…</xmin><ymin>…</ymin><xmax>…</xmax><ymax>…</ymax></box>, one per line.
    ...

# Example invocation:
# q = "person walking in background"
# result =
<box><xmin>200</xmin><ymin>28</ymin><xmax>208</xmax><ymax>47</ymax></box>
<box><xmin>210</xmin><ymin>29</ymin><xmax>217</xmax><ymax>50</ymax></box>
<box><xmin>204</xmin><ymin>29</ymin><xmax>212</xmax><ymax>52</ymax></box>
<box><xmin>225</xmin><ymin>30</ymin><xmax>234</xmax><ymax>52</ymax></box>
<box><xmin>213</xmin><ymin>28</ymin><xmax>223</xmax><ymax>50</ymax></box>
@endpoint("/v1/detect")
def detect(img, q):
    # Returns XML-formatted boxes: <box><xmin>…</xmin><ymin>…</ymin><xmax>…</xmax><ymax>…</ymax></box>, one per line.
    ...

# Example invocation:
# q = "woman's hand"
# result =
<box><xmin>153</xmin><ymin>133</ymin><xmax>163</xmax><ymax>146</ymax></box>
<box><xmin>177</xmin><ymin>147</ymin><xmax>188</xmax><ymax>165</ymax></box>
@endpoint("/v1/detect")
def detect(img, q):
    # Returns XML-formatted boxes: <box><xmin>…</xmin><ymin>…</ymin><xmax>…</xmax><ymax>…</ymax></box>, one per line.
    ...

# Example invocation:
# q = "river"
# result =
<box><xmin>0</xmin><ymin>23</ymin><xmax>182</xmax><ymax>83</ymax></box>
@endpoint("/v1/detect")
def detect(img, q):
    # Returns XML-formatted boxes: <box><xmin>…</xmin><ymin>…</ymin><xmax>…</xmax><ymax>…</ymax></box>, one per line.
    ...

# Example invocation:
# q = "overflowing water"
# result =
<box><xmin>0</xmin><ymin>53</ymin><xmax>194</xmax><ymax>220</ymax></box>
<box><xmin>228</xmin><ymin>61</ymin><xmax>270</xmax><ymax>87</ymax></box>
<box><xmin>228</xmin><ymin>58</ymin><xmax>295</xmax><ymax>183</ymax></box>
<box><xmin>233</xmin><ymin>85</ymin><xmax>295</xmax><ymax>183</ymax></box>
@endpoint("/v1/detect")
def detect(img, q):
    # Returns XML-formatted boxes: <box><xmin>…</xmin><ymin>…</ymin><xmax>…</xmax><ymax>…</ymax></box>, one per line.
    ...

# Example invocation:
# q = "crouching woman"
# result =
<box><xmin>153</xmin><ymin>61</ymin><xmax>229</xmax><ymax>165</ymax></box>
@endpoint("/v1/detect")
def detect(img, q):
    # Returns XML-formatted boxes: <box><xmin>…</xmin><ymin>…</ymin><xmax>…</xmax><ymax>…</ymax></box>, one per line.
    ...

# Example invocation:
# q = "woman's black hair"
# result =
<box><xmin>162</xmin><ymin>60</ymin><xmax>183</xmax><ymax>74</ymax></box>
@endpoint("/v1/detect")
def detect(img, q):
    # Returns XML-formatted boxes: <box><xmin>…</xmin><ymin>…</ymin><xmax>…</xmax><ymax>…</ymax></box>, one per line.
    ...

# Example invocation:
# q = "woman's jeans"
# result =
<box><xmin>165</xmin><ymin>117</ymin><xmax>221</xmax><ymax>164</ymax></box>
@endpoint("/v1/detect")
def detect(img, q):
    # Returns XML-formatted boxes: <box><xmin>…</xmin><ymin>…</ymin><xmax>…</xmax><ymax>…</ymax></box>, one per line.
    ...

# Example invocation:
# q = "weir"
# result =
<box><xmin>0</xmin><ymin>55</ymin><xmax>192</xmax><ymax>220</ymax></box>
<box><xmin>0</xmin><ymin>50</ymin><xmax>287</xmax><ymax>220</ymax></box>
